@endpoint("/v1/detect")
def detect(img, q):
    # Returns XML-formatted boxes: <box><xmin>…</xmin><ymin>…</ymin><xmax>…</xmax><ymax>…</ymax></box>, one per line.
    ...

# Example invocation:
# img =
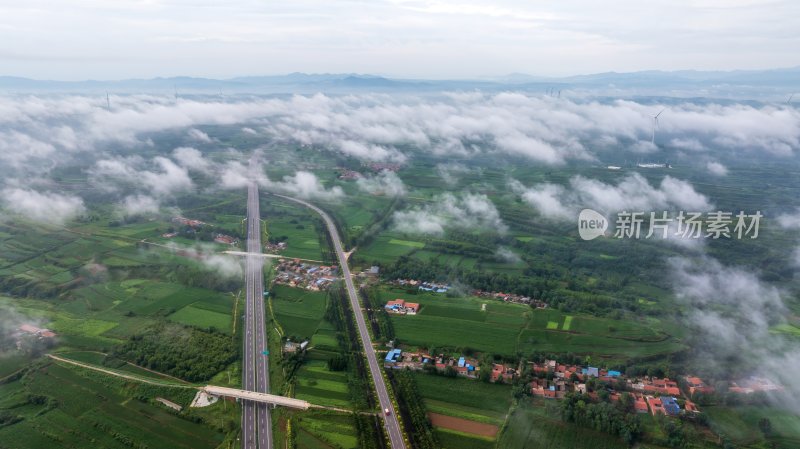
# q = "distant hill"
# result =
<box><xmin>1</xmin><ymin>67</ymin><xmax>797</xmax><ymax>96</ymax></box>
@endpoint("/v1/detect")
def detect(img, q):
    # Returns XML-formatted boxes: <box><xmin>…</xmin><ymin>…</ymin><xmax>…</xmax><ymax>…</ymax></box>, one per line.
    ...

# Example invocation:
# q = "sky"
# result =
<box><xmin>1</xmin><ymin>0</ymin><xmax>799</xmax><ymax>80</ymax></box>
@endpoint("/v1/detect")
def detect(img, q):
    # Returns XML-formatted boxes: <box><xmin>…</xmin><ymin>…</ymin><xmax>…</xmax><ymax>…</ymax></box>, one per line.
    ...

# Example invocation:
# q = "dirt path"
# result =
<box><xmin>428</xmin><ymin>412</ymin><xmax>499</xmax><ymax>437</ymax></box>
<box><xmin>46</xmin><ymin>354</ymin><xmax>196</xmax><ymax>389</ymax></box>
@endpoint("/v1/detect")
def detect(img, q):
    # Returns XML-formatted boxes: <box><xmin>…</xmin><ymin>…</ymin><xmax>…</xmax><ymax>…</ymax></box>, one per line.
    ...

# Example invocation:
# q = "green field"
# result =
<box><xmin>499</xmin><ymin>402</ymin><xmax>629</xmax><ymax>449</ymax></box>
<box><xmin>388</xmin><ymin>238</ymin><xmax>426</xmax><ymax>248</ymax></box>
<box><xmin>381</xmin><ymin>288</ymin><xmax>683</xmax><ymax>360</ymax></box>
<box><xmin>413</xmin><ymin>372</ymin><xmax>512</xmax><ymax>425</ymax></box>
<box><xmin>169</xmin><ymin>304</ymin><xmax>232</xmax><ymax>332</ymax></box>
<box><xmin>705</xmin><ymin>405</ymin><xmax>800</xmax><ymax>449</ymax></box>
<box><xmin>0</xmin><ymin>363</ymin><xmax>224</xmax><ymax>449</ymax></box>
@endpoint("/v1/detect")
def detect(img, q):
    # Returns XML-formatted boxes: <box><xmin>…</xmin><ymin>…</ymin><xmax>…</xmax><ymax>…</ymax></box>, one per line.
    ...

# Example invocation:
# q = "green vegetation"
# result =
<box><xmin>387</xmin><ymin>370</ymin><xmax>438</xmax><ymax>448</ymax></box>
<box><xmin>111</xmin><ymin>322</ymin><xmax>237</xmax><ymax>382</ymax></box>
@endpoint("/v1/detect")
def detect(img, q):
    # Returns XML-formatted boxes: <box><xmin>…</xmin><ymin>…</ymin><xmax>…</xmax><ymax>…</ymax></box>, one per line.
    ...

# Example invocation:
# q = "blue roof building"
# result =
<box><xmin>608</xmin><ymin>370</ymin><xmax>622</xmax><ymax>377</ymax></box>
<box><xmin>384</xmin><ymin>349</ymin><xmax>402</xmax><ymax>363</ymax></box>
<box><xmin>661</xmin><ymin>397</ymin><xmax>680</xmax><ymax>416</ymax></box>
<box><xmin>457</xmin><ymin>357</ymin><xmax>465</xmax><ymax>367</ymax></box>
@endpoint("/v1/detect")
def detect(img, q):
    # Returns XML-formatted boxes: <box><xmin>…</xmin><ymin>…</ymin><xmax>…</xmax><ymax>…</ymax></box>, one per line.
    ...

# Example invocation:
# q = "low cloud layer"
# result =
<box><xmin>0</xmin><ymin>188</ymin><xmax>85</xmax><ymax>225</ymax></box>
<box><xmin>510</xmin><ymin>173</ymin><xmax>712</xmax><ymax>220</ymax></box>
<box><xmin>670</xmin><ymin>256</ymin><xmax>800</xmax><ymax>414</ymax></box>
<box><xmin>393</xmin><ymin>193</ymin><xmax>506</xmax><ymax>236</ymax></box>
<box><xmin>356</xmin><ymin>170</ymin><xmax>407</xmax><ymax>197</ymax></box>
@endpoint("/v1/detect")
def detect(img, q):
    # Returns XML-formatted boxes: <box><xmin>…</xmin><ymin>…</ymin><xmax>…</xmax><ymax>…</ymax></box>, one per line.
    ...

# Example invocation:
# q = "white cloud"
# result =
<box><xmin>90</xmin><ymin>155</ymin><xmax>194</xmax><ymax>198</ymax></box>
<box><xmin>172</xmin><ymin>146</ymin><xmax>211</xmax><ymax>173</ymax></box>
<box><xmin>393</xmin><ymin>193</ymin><xmax>506</xmax><ymax>235</ymax></box>
<box><xmin>496</xmin><ymin>246</ymin><xmax>522</xmax><ymax>263</ymax></box>
<box><xmin>1</xmin><ymin>188</ymin><xmax>85</xmax><ymax>225</ymax></box>
<box><xmin>511</xmin><ymin>173</ymin><xmax>713</xmax><ymax>220</ymax></box>
<box><xmin>187</xmin><ymin>128</ymin><xmax>213</xmax><ymax>143</ymax></box>
<box><xmin>669</xmin><ymin>255</ymin><xmax>800</xmax><ymax>414</ymax></box>
<box><xmin>356</xmin><ymin>171</ymin><xmax>407</xmax><ymax>197</ymax></box>
<box><xmin>121</xmin><ymin>194</ymin><xmax>160</xmax><ymax>216</ymax></box>
<box><xmin>271</xmin><ymin>171</ymin><xmax>344</xmax><ymax>201</ymax></box>
<box><xmin>776</xmin><ymin>209</ymin><xmax>800</xmax><ymax>229</ymax></box>
<box><xmin>706</xmin><ymin>161</ymin><xmax>728</xmax><ymax>176</ymax></box>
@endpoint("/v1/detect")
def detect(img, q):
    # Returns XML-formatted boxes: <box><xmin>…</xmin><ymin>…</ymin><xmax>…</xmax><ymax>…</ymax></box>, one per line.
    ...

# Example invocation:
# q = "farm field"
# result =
<box><xmin>705</xmin><ymin>405</ymin><xmax>800</xmax><ymax>449</ymax></box>
<box><xmin>498</xmin><ymin>401</ymin><xmax>630</xmax><ymax>449</ymax></box>
<box><xmin>411</xmin><ymin>373</ymin><xmax>511</xmax><ymax>449</ymax></box>
<box><xmin>379</xmin><ymin>287</ymin><xmax>684</xmax><ymax>361</ymax></box>
<box><xmin>0</xmin><ymin>362</ymin><xmax>224</xmax><ymax>449</ymax></box>
<box><xmin>266</xmin><ymin>284</ymin><xmax>360</xmax><ymax>443</ymax></box>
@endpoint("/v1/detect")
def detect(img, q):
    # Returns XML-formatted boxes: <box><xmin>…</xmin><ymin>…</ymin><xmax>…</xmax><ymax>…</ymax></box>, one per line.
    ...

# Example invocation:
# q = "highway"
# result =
<box><xmin>243</xmin><ymin>176</ymin><xmax>272</xmax><ymax>449</ymax></box>
<box><xmin>274</xmin><ymin>194</ymin><xmax>406</xmax><ymax>449</ymax></box>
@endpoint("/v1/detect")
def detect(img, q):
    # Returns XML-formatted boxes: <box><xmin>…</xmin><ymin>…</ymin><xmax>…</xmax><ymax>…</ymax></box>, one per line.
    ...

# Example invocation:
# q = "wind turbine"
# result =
<box><xmin>788</xmin><ymin>94</ymin><xmax>795</xmax><ymax>105</ymax></box>
<box><xmin>651</xmin><ymin>108</ymin><xmax>666</xmax><ymax>145</ymax></box>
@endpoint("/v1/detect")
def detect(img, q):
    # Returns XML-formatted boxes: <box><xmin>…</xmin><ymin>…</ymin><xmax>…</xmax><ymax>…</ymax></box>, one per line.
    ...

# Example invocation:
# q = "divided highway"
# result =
<box><xmin>243</xmin><ymin>179</ymin><xmax>272</xmax><ymax>449</ymax></box>
<box><xmin>274</xmin><ymin>194</ymin><xmax>407</xmax><ymax>449</ymax></box>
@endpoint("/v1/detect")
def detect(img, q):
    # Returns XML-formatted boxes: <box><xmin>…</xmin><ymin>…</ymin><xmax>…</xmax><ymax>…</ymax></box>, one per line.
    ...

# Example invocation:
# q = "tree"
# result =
<box><xmin>758</xmin><ymin>417</ymin><xmax>772</xmax><ymax>437</ymax></box>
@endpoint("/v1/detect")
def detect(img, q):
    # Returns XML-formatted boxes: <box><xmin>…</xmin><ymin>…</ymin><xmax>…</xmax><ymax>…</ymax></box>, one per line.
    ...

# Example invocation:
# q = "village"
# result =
<box><xmin>390</xmin><ymin>278</ymin><xmax>548</xmax><ymax>308</ymax></box>
<box><xmin>3</xmin><ymin>324</ymin><xmax>57</xmax><ymax>354</ymax></box>
<box><xmin>273</xmin><ymin>259</ymin><xmax>339</xmax><ymax>291</ymax></box>
<box><xmin>383</xmin><ymin>349</ymin><xmax>784</xmax><ymax>419</ymax></box>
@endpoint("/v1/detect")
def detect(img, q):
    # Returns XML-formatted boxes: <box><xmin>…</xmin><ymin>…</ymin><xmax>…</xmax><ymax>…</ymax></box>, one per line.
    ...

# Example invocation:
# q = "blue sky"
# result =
<box><xmin>1</xmin><ymin>0</ymin><xmax>798</xmax><ymax>79</ymax></box>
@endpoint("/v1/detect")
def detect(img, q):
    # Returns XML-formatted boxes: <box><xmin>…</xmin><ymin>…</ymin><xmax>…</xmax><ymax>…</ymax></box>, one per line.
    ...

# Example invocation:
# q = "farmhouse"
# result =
<box><xmin>490</xmin><ymin>364</ymin><xmax>517</xmax><ymax>383</ymax></box>
<box><xmin>729</xmin><ymin>376</ymin><xmax>782</xmax><ymax>394</ymax></box>
<box><xmin>214</xmin><ymin>234</ymin><xmax>238</xmax><ymax>245</ymax></box>
<box><xmin>632</xmin><ymin>377</ymin><xmax>681</xmax><ymax>396</ymax></box>
<box><xmin>646</xmin><ymin>396</ymin><xmax>665</xmax><ymax>416</ymax></box>
<box><xmin>661</xmin><ymin>396</ymin><xmax>681</xmax><ymax>416</ymax></box>
<box><xmin>384</xmin><ymin>299</ymin><xmax>420</xmax><ymax>315</ymax></box>
<box><xmin>18</xmin><ymin>324</ymin><xmax>56</xmax><ymax>339</ymax></box>
<box><xmin>634</xmin><ymin>394</ymin><xmax>649</xmax><ymax>413</ymax></box>
<box><xmin>684</xmin><ymin>375</ymin><xmax>715</xmax><ymax>395</ymax></box>
<box><xmin>384</xmin><ymin>349</ymin><xmax>403</xmax><ymax>367</ymax></box>
<box><xmin>172</xmin><ymin>216</ymin><xmax>205</xmax><ymax>228</ymax></box>
<box><xmin>283</xmin><ymin>340</ymin><xmax>308</xmax><ymax>354</ymax></box>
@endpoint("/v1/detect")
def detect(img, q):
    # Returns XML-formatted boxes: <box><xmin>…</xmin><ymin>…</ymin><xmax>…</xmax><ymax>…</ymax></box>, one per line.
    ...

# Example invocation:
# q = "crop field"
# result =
<box><xmin>0</xmin><ymin>363</ymin><xmax>223</xmax><ymax>449</ymax></box>
<box><xmin>168</xmin><ymin>304</ymin><xmax>232</xmax><ymax>332</ymax></box>
<box><xmin>412</xmin><ymin>373</ymin><xmax>512</xmax><ymax>425</ymax></box>
<box><xmin>498</xmin><ymin>402</ymin><xmax>628</xmax><ymax>449</ymax></box>
<box><xmin>271</xmin><ymin>285</ymin><xmax>328</xmax><ymax>340</ymax></box>
<box><xmin>293</xmin><ymin>411</ymin><xmax>359</xmax><ymax>449</ymax></box>
<box><xmin>294</xmin><ymin>357</ymin><xmax>352</xmax><ymax>408</ymax></box>
<box><xmin>379</xmin><ymin>287</ymin><xmax>684</xmax><ymax>360</ymax></box>
<box><xmin>436</xmin><ymin>429</ymin><xmax>495</xmax><ymax>449</ymax></box>
<box><xmin>388</xmin><ymin>238</ymin><xmax>426</xmax><ymax>248</ymax></box>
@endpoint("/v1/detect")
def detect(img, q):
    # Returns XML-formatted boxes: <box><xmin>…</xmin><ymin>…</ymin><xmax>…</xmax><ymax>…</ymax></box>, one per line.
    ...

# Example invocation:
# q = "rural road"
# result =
<box><xmin>273</xmin><ymin>194</ymin><xmax>407</xmax><ymax>449</ymax></box>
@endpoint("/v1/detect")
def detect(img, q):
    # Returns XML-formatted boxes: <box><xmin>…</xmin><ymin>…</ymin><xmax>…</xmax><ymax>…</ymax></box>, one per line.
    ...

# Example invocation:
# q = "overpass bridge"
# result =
<box><xmin>203</xmin><ymin>385</ymin><xmax>310</xmax><ymax>410</ymax></box>
<box><xmin>222</xmin><ymin>250</ymin><xmax>322</xmax><ymax>264</ymax></box>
